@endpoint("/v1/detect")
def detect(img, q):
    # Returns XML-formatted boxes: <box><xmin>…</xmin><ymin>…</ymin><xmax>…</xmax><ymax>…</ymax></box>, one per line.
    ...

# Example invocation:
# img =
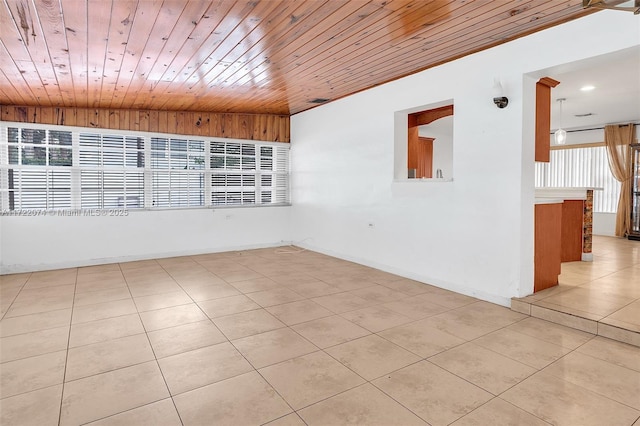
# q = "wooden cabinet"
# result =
<box><xmin>630</xmin><ymin>144</ymin><xmax>640</xmax><ymax>240</ymax></box>
<box><xmin>534</xmin><ymin>202</ymin><xmax>563</xmax><ymax>292</ymax></box>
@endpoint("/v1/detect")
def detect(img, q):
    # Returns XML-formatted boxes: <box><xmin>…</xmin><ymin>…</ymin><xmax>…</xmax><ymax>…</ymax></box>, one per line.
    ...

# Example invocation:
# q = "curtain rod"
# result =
<box><xmin>550</xmin><ymin>123</ymin><xmax>640</xmax><ymax>134</ymax></box>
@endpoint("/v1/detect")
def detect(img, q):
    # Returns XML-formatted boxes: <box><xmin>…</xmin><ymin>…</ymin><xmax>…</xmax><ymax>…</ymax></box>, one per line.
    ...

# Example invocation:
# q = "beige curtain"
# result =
<box><xmin>605</xmin><ymin>124</ymin><xmax>636</xmax><ymax>237</ymax></box>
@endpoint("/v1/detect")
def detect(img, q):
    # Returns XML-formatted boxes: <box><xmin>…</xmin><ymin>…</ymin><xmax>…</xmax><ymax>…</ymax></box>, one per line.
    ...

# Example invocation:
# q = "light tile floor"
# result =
<box><xmin>1</xmin><ymin>246</ymin><xmax>639</xmax><ymax>425</ymax></box>
<box><xmin>513</xmin><ymin>236</ymin><xmax>640</xmax><ymax>346</ymax></box>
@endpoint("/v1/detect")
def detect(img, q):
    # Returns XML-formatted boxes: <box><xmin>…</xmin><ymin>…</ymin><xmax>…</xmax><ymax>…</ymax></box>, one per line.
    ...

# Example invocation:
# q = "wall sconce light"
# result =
<box><xmin>493</xmin><ymin>79</ymin><xmax>509</xmax><ymax>108</ymax></box>
<box><xmin>493</xmin><ymin>96</ymin><xmax>509</xmax><ymax>108</ymax></box>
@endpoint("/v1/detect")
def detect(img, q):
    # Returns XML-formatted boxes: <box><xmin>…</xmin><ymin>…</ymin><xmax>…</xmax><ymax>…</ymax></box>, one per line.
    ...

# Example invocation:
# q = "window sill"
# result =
<box><xmin>391</xmin><ymin>178</ymin><xmax>453</xmax><ymax>198</ymax></box>
<box><xmin>393</xmin><ymin>178</ymin><xmax>453</xmax><ymax>183</ymax></box>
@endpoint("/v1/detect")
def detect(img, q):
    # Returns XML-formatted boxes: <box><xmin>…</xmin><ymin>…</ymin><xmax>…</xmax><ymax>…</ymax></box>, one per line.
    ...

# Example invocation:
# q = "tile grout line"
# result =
<box><xmin>119</xmin><ymin>260</ymin><xmax>186</xmax><ymax>426</ymax></box>
<box><xmin>57</xmin><ymin>267</ymin><xmax>79</xmax><ymax>426</ymax></box>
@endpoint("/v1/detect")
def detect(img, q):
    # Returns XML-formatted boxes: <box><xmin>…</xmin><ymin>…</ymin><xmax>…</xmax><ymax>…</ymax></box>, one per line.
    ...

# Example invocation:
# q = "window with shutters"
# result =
<box><xmin>0</xmin><ymin>122</ymin><xmax>289</xmax><ymax>211</ymax></box>
<box><xmin>2</xmin><ymin>127</ymin><xmax>73</xmax><ymax>210</ymax></box>
<box><xmin>79</xmin><ymin>133</ymin><xmax>145</xmax><ymax>209</ymax></box>
<box><xmin>535</xmin><ymin>145</ymin><xmax>620</xmax><ymax>213</ymax></box>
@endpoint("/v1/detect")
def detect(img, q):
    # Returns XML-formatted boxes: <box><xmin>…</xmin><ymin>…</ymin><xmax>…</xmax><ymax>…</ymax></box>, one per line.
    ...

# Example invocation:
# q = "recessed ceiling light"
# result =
<box><xmin>580</xmin><ymin>85</ymin><xmax>596</xmax><ymax>92</ymax></box>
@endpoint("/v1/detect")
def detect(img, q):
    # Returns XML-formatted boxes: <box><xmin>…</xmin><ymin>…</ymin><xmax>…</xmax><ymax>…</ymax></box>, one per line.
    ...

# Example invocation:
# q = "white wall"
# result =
<box><xmin>290</xmin><ymin>11</ymin><xmax>640</xmax><ymax>305</ymax></box>
<box><xmin>0</xmin><ymin>206</ymin><xmax>291</xmax><ymax>273</ymax></box>
<box><xmin>594</xmin><ymin>212</ymin><xmax>617</xmax><ymax>236</ymax></box>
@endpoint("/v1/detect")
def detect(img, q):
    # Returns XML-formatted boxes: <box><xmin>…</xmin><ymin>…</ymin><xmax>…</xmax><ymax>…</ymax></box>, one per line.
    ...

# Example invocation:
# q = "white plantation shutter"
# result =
<box><xmin>151</xmin><ymin>137</ymin><xmax>205</xmax><ymax>207</ymax></box>
<box><xmin>78</xmin><ymin>133</ymin><xmax>145</xmax><ymax>209</ymax></box>
<box><xmin>1</xmin><ymin>122</ymin><xmax>290</xmax><ymax>211</ymax></box>
<box><xmin>535</xmin><ymin>145</ymin><xmax>621</xmax><ymax>213</ymax></box>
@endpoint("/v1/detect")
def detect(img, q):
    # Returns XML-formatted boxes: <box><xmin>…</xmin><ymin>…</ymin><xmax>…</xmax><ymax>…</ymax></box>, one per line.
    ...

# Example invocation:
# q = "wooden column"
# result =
<box><xmin>535</xmin><ymin>77</ymin><xmax>560</xmax><ymax>162</ymax></box>
<box><xmin>534</xmin><ymin>202</ymin><xmax>563</xmax><ymax>292</ymax></box>
<box><xmin>561</xmin><ymin>200</ymin><xmax>584</xmax><ymax>262</ymax></box>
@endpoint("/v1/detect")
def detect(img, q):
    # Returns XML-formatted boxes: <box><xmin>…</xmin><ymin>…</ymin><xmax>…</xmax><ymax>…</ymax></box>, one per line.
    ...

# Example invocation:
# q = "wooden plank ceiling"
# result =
<box><xmin>0</xmin><ymin>0</ymin><xmax>593</xmax><ymax>116</ymax></box>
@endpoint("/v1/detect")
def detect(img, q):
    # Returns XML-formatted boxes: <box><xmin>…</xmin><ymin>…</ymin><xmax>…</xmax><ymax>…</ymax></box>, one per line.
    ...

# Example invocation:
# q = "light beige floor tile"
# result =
<box><xmin>65</xmin><ymin>333</ymin><xmax>155</xmax><ymax>381</ymax></box>
<box><xmin>133</xmin><ymin>290</ymin><xmax>192</xmax><ymax>312</ymax></box>
<box><xmin>127</xmin><ymin>281</ymin><xmax>183</xmax><ymax>298</ymax></box>
<box><xmin>158</xmin><ymin>341</ymin><xmax>253</xmax><ymax>395</ymax></box>
<box><xmin>73</xmin><ymin>287</ymin><xmax>131</xmax><ymax>307</ymax></box>
<box><xmin>284</xmin><ymin>281</ymin><xmax>343</xmax><ymax>298</ymax></box>
<box><xmin>77</xmin><ymin>264</ymin><xmax>121</xmax><ymax>274</ymax></box>
<box><xmin>13</xmin><ymin>284</ymin><xmax>75</xmax><ymax>301</ymax></box>
<box><xmin>501</xmin><ymin>371</ymin><xmax>640</xmax><ymax>426</ymax></box>
<box><xmin>259</xmin><ymin>351</ymin><xmax>365</xmax><ymax>409</ymax></box>
<box><xmin>419</xmin><ymin>310</ymin><xmax>502</xmax><ymax>341</ymax></box>
<box><xmin>229</xmin><ymin>277</ymin><xmax>282</xmax><ymax>293</ymax></box>
<box><xmin>382</xmin><ymin>297</ymin><xmax>450</xmax><ymax>320</ymax></box>
<box><xmin>60</xmin><ymin>361</ymin><xmax>170</xmax><ymax>426</ymax></box>
<box><xmin>139</xmin><ymin>303</ymin><xmax>207</xmax><ymax>332</ymax></box>
<box><xmin>530</xmin><ymin>305</ymin><xmax>598</xmax><ymax>334</ymax></box>
<box><xmin>577</xmin><ymin>336</ymin><xmax>640</xmax><ymax>372</ymax></box>
<box><xmin>377</xmin><ymin>278</ymin><xmax>435</xmax><ymax>296</ymax></box>
<box><xmin>268</xmin><ymin>273</ymin><xmax>320</xmax><ymax>287</ymax></box>
<box><xmin>232</xmin><ymin>328</ymin><xmax>318</xmax><ymax>368</ymax></box>
<box><xmin>0</xmin><ymin>300</ymin><xmax>13</xmax><ymax>317</ymax></box>
<box><xmin>506</xmin><ymin>316</ymin><xmax>594</xmax><ymax>349</ymax></box>
<box><xmin>325</xmin><ymin>277</ymin><xmax>377</xmax><ymax>292</ymax></box>
<box><xmin>216</xmin><ymin>269</ymin><xmax>264</xmax><ymax>283</ymax></box>
<box><xmin>601</xmin><ymin>299</ymin><xmax>640</xmax><ymax>332</ymax></box>
<box><xmin>361</xmin><ymin>270</ymin><xmax>405</xmax><ymax>285</ymax></box>
<box><xmin>451</xmin><ymin>397</ymin><xmax>551</xmax><ymax>426</ymax></box>
<box><xmin>119</xmin><ymin>259</ymin><xmax>160</xmax><ymax>271</ymax></box>
<box><xmin>86</xmin><ymin>398</ymin><xmax>182</xmax><ymax>426</ymax></box>
<box><xmin>183</xmin><ymin>283</ymin><xmax>241</xmax><ymax>302</ymax></box>
<box><xmin>147</xmin><ymin>320</ymin><xmax>227</xmax><ymax>358</ymax></box>
<box><xmin>378</xmin><ymin>319</ymin><xmax>466</xmax><ymax>357</ymax></box>
<box><xmin>340</xmin><ymin>305</ymin><xmax>413</xmax><ymax>332</ymax></box>
<box><xmin>72</xmin><ymin>299</ymin><xmax>137</xmax><ymax>324</ymax></box>
<box><xmin>172</xmin><ymin>371</ymin><xmax>292</xmax><ymax>426</ymax></box>
<box><xmin>542</xmin><ymin>351</ymin><xmax>640</xmax><ymax>409</ymax></box>
<box><xmin>74</xmin><ymin>279</ymin><xmax>127</xmax><ymax>295</ymax></box>
<box><xmin>372</xmin><ymin>360</ymin><xmax>492</xmax><ymax>426</ymax></box>
<box><xmin>213</xmin><ymin>309</ymin><xmax>285</xmax><ymax>340</ymax></box>
<box><xmin>291</xmin><ymin>315</ymin><xmax>371</xmax><ymax>348</ymax></box>
<box><xmin>537</xmin><ymin>287</ymin><xmax>635</xmax><ymax>317</ymax></box>
<box><xmin>24</xmin><ymin>271</ymin><xmax>77</xmax><ymax>289</ymax></box>
<box><xmin>6</xmin><ymin>293</ymin><xmax>74</xmax><ymax>317</ymax></box>
<box><xmin>0</xmin><ymin>350</ymin><xmax>66</xmax><ymax>398</ymax></box>
<box><xmin>0</xmin><ymin>273</ymin><xmax>30</xmax><ymax>287</ymax></box>
<box><xmin>473</xmin><ymin>328</ymin><xmax>572</xmax><ymax>369</ymax></box>
<box><xmin>418</xmin><ymin>289</ymin><xmax>477</xmax><ymax>309</ymax></box>
<box><xmin>246</xmin><ymin>287</ymin><xmax>305</xmax><ymax>307</ymax></box>
<box><xmin>264</xmin><ymin>413</ymin><xmax>307</xmax><ymax>426</ymax></box>
<box><xmin>69</xmin><ymin>314</ymin><xmax>145</xmax><ymax>348</ymax></box>
<box><xmin>429</xmin><ymin>342</ymin><xmax>537</xmax><ymax>395</ymax></box>
<box><xmin>325</xmin><ymin>334</ymin><xmax>420</xmax><ymax>380</ymax></box>
<box><xmin>455</xmin><ymin>301</ymin><xmax>528</xmax><ymax>327</ymax></box>
<box><xmin>197</xmin><ymin>294</ymin><xmax>261</xmax><ymax>318</ymax></box>
<box><xmin>0</xmin><ymin>384</ymin><xmax>63</xmax><ymax>426</ymax></box>
<box><xmin>0</xmin><ymin>308</ymin><xmax>71</xmax><ymax>337</ymax></box>
<box><xmin>266</xmin><ymin>299</ymin><xmax>333</xmax><ymax>325</ymax></box>
<box><xmin>298</xmin><ymin>383</ymin><xmax>427</xmax><ymax>426</ymax></box>
<box><xmin>76</xmin><ymin>270</ymin><xmax>123</xmax><ymax>284</ymax></box>
<box><xmin>349</xmin><ymin>285</ymin><xmax>408</xmax><ymax>303</ymax></box>
<box><xmin>172</xmin><ymin>274</ymin><xmax>227</xmax><ymax>289</ymax></box>
<box><xmin>533</xmin><ymin>300</ymin><xmax>607</xmax><ymax>321</ymax></box>
<box><xmin>597</xmin><ymin>322</ymin><xmax>640</xmax><ymax>347</ymax></box>
<box><xmin>0</xmin><ymin>286</ymin><xmax>21</xmax><ymax>302</ymax></box>
<box><xmin>311</xmin><ymin>292</ymin><xmax>376</xmax><ymax>314</ymax></box>
<box><xmin>0</xmin><ymin>325</ymin><xmax>69</xmax><ymax>363</ymax></box>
